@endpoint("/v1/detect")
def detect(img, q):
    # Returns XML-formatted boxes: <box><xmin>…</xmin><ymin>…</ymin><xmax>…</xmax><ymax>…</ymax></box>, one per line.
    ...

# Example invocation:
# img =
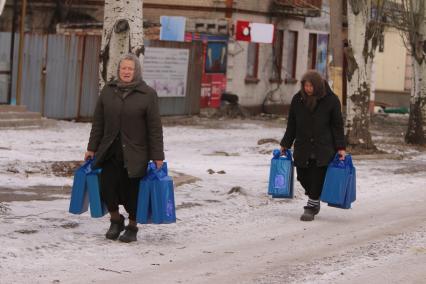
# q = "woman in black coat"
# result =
<box><xmin>85</xmin><ymin>53</ymin><xmax>164</xmax><ymax>242</ymax></box>
<box><xmin>280</xmin><ymin>70</ymin><xmax>346</xmax><ymax>221</ymax></box>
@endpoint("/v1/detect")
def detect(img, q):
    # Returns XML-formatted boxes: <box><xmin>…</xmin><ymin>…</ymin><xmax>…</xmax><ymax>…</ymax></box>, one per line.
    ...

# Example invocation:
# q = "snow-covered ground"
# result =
<box><xmin>0</xmin><ymin>116</ymin><xmax>425</xmax><ymax>284</ymax></box>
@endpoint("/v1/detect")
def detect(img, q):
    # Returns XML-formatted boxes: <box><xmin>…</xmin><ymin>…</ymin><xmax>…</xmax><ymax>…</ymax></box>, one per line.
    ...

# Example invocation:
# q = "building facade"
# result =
<box><xmin>0</xmin><ymin>0</ymin><xmax>332</xmax><ymax>115</ymax></box>
<box><xmin>145</xmin><ymin>0</ymin><xmax>327</xmax><ymax>113</ymax></box>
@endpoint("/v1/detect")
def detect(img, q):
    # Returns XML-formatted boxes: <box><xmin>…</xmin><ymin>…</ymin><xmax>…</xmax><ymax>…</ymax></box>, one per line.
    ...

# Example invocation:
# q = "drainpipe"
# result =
<box><xmin>16</xmin><ymin>0</ymin><xmax>27</xmax><ymax>106</ymax></box>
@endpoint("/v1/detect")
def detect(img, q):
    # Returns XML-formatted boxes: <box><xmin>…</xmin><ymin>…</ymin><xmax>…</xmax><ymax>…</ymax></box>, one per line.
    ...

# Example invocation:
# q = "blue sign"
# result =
<box><xmin>160</xmin><ymin>16</ymin><xmax>186</xmax><ymax>42</ymax></box>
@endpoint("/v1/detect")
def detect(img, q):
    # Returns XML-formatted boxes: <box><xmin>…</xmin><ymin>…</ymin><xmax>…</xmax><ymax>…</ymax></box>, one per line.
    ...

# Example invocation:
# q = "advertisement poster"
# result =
<box><xmin>143</xmin><ymin>47</ymin><xmax>189</xmax><ymax>97</ymax></box>
<box><xmin>316</xmin><ymin>34</ymin><xmax>328</xmax><ymax>78</ymax></box>
<box><xmin>205</xmin><ymin>42</ymin><xmax>227</xmax><ymax>74</ymax></box>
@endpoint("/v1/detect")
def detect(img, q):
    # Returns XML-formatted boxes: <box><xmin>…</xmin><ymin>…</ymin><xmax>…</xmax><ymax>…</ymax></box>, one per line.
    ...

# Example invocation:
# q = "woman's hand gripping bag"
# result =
<box><xmin>320</xmin><ymin>154</ymin><xmax>356</xmax><ymax>209</ymax></box>
<box><xmin>268</xmin><ymin>149</ymin><xmax>294</xmax><ymax>198</ymax></box>
<box><xmin>137</xmin><ymin>162</ymin><xmax>176</xmax><ymax>224</ymax></box>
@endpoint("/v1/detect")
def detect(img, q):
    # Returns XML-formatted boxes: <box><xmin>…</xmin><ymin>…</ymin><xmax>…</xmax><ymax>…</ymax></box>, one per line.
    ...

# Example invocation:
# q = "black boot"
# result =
<box><xmin>118</xmin><ymin>225</ymin><xmax>138</xmax><ymax>243</ymax></box>
<box><xmin>105</xmin><ymin>215</ymin><xmax>125</xmax><ymax>240</ymax></box>
<box><xmin>300</xmin><ymin>206</ymin><xmax>320</xmax><ymax>221</ymax></box>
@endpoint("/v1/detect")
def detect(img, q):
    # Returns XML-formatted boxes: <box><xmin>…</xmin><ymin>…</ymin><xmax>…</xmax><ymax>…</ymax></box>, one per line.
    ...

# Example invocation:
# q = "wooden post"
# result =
<box><xmin>329</xmin><ymin>0</ymin><xmax>343</xmax><ymax>104</ymax></box>
<box><xmin>16</xmin><ymin>0</ymin><xmax>27</xmax><ymax>105</ymax></box>
<box><xmin>7</xmin><ymin>0</ymin><xmax>18</xmax><ymax>104</ymax></box>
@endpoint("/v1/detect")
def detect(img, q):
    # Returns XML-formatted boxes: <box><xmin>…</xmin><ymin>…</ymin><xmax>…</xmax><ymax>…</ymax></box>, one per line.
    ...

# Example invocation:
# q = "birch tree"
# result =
<box><xmin>345</xmin><ymin>0</ymin><xmax>384</xmax><ymax>150</ymax></box>
<box><xmin>388</xmin><ymin>0</ymin><xmax>426</xmax><ymax>144</ymax></box>
<box><xmin>0</xmin><ymin>0</ymin><xmax>6</xmax><ymax>16</ymax></box>
<box><xmin>100</xmin><ymin>0</ymin><xmax>144</xmax><ymax>87</ymax></box>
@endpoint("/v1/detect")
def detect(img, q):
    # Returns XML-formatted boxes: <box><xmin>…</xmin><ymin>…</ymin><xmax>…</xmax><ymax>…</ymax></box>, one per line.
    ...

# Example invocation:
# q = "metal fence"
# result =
<box><xmin>0</xmin><ymin>32</ymin><xmax>202</xmax><ymax>119</ymax></box>
<box><xmin>12</xmin><ymin>34</ymin><xmax>48</xmax><ymax>115</ymax></box>
<box><xmin>0</xmin><ymin>32</ymin><xmax>101</xmax><ymax>119</ymax></box>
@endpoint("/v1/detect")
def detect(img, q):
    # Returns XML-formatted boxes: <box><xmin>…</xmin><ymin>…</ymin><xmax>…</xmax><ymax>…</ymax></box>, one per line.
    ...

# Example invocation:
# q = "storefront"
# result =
<box><xmin>185</xmin><ymin>33</ymin><xmax>228</xmax><ymax>108</ymax></box>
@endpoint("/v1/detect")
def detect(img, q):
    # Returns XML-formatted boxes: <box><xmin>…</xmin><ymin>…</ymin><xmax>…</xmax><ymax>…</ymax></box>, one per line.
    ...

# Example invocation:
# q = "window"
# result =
<box><xmin>307</xmin><ymin>33</ymin><xmax>317</xmax><ymax>70</ymax></box>
<box><xmin>246</xmin><ymin>42</ymin><xmax>259</xmax><ymax>83</ymax></box>
<box><xmin>285</xmin><ymin>31</ymin><xmax>298</xmax><ymax>82</ymax></box>
<box><xmin>307</xmin><ymin>33</ymin><xmax>328</xmax><ymax>78</ymax></box>
<box><xmin>270</xmin><ymin>30</ymin><xmax>284</xmax><ymax>82</ymax></box>
<box><xmin>379</xmin><ymin>33</ymin><xmax>384</xmax><ymax>52</ymax></box>
<box><xmin>404</xmin><ymin>52</ymin><xmax>413</xmax><ymax>91</ymax></box>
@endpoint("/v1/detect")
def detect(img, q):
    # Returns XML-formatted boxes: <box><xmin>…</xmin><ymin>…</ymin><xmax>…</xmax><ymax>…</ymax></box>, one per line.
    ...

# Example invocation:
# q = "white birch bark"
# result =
<box><xmin>0</xmin><ymin>0</ymin><xmax>6</xmax><ymax>16</ymax></box>
<box><xmin>405</xmin><ymin>0</ymin><xmax>426</xmax><ymax>144</ymax></box>
<box><xmin>345</xmin><ymin>0</ymin><xmax>376</xmax><ymax>149</ymax></box>
<box><xmin>99</xmin><ymin>0</ymin><xmax>144</xmax><ymax>88</ymax></box>
<box><xmin>406</xmin><ymin>51</ymin><xmax>426</xmax><ymax>143</ymax></box>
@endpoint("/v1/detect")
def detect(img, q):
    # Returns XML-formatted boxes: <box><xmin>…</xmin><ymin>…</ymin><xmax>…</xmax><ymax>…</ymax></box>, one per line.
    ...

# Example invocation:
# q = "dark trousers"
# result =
<box><xmin>100</xmin><ymin>136</ymin><xmax>140</xmax><ymax>221</ymax></box>
<box><xmin>296</xmin><ymin>159</ymin><xmax>328</xmax><ymax>200</ymax></box>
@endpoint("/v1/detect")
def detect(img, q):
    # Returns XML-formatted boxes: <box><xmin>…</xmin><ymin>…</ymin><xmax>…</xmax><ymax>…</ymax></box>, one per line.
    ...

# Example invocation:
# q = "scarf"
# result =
<box><xmin>300</xmin><ymin>70</ymin><xmax>326</xmax><ymax>112</ymax></box>
<box><xmin>115</xmin><ymin>53</ymin><xmax>143</xmax><ymax>96</ymax></box>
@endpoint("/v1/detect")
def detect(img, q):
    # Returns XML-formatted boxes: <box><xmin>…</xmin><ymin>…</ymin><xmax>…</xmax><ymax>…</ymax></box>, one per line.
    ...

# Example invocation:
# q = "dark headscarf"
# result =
<box><xmin>115</xmin><ymin>53</ymin><xmax>143</xmax><ymax>93</ymax></box>
<box><xmin>300</xmin><ymin>70</ymin><xmax>326</xmax><ymax>112</ymax></box>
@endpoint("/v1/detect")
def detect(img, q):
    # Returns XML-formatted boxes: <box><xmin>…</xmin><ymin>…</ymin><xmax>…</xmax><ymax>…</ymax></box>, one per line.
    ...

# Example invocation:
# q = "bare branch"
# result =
<box><xmin>386</xmin><ymin>0</ymin><xmax>426</xmax><ymax>63</ymax></box>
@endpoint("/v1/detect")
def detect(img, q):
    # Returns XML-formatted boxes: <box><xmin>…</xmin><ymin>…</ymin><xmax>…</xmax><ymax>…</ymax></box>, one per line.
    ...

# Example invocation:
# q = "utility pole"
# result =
<box><xmin>329</xmin><ymin>0</ymin><xmax>343</xmax><ymax>104</ymax></box>
<box><xmin>16</xmin><ymin>0</ymin><xmax>27</xmax><ymax>105</ymax></box>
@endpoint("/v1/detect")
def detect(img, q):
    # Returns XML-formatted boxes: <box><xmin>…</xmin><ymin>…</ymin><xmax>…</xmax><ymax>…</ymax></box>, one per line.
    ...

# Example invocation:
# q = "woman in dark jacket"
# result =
<box><xmin>280</xmin><ymin>70</ymin><xmax>346</xmax><ymax>221</ymax></box>
<box><xmin>85</xmin><ymin>53</ymin><xmax>164</xmax><ymax>242</ymax></box>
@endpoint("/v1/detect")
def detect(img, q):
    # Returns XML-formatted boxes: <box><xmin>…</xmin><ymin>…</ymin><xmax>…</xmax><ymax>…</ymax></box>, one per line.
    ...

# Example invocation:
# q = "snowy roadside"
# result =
<box><xmin>0</xmin><ymin>121</ymin><xmax>91</xmax><ymax>189</ymax></box>
<box><xmin>0</xmin><ymin>115</ymin><xmax>425</xmax><ymax>283</ymax></box>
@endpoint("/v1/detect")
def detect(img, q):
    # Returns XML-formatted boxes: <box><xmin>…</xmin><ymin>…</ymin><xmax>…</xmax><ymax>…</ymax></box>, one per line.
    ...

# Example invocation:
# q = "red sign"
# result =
<box><xmin>210</xmin><ymin>74</ymin><xmax>226</xmax><ymax>108</ymax></box>
<box><xmin>201</xmin><ymin>75</ymin><xmax>211</xmax><ymax>108</ymax></box>
<box><xmin>235</xmin><ymin>20</ymin><xmax>251</xmax><ymax>42</ymax></box>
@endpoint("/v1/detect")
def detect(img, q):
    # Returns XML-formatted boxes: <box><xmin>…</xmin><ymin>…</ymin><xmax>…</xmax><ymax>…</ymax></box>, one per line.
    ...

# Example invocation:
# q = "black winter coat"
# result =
<box><xmin>87</xmin><ymin>80</ymin><xmax>164</xmax><ymax>178</ymax></box>
<box><xmin>280</xmin><ymin>86</ymin><xmax>345</xmax><ymax>168</ymax></box>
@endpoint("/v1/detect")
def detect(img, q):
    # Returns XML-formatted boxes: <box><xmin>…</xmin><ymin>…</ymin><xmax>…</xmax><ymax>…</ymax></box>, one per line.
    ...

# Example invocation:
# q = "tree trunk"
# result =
<box><xmin>345</xmin><ymin>0</ymin><xmax>376</xmax><ymax>150</ymax></box>
<box><xmin>100</xmin><ymin>0</ymin><xmax>144</xmax><ymax>88</ymax></box>
<box><xmin>405</xmin><ymin>58</ymin><xmax>426</xmax><ymax>144</ymax></box>
<box><xmin>404</xmin><ymin>0</ymin><xmax>426</xmax><ymax>145</ymax></box>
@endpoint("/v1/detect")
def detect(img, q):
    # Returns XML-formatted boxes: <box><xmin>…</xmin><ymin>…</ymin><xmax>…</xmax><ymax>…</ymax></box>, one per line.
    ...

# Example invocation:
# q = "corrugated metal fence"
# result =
<box><xmin>0</xmin><ymin>33</ymin><xmax>101</xmax><ymax>119</ymax></box>
<box><xmin>0</xmin><ymin>32</ymin><xmax>202</xmax><ymax>119</ymax></box>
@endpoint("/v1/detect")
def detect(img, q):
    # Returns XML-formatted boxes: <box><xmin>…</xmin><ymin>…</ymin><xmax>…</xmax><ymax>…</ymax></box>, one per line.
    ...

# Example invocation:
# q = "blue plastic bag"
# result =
<box><xmin>86</xmin><ymin>169</ymin><xmax>108</xmax><ymax>218</ymax></box>
<box><xmin>136</xmin><ymin>178</ymin><xmax>152</xmax><ymax>224</ymax></box>
<box><xmin>69</xmin><ymin>159</ymin><xmax>107</xmax><ymax>217</ymax></box>
<box><xmin>268</xmin><ymin>149</ymin><xmax>294</xmax><ymax>198</ymax></box>
<box><xmin>320</xmin><ymin>154</ymin><xmax>356</xmax><ymax>209</ymax></box>
<box><xmin>69</xmin><ymin>159</ymin><xmax>92</xmax><ymax>214</ymax></box>
<box><xmin>136</xmin><ymin>162</ymin><xmax>176</xmax><ymax>224</ymax></box>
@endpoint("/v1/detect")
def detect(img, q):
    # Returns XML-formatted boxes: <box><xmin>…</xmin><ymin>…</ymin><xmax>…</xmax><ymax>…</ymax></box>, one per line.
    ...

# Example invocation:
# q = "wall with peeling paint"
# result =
<box><xmin>225</xmin><ymin>15</ymin><xmax>329</xmax><ymax>111</ymax></box>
